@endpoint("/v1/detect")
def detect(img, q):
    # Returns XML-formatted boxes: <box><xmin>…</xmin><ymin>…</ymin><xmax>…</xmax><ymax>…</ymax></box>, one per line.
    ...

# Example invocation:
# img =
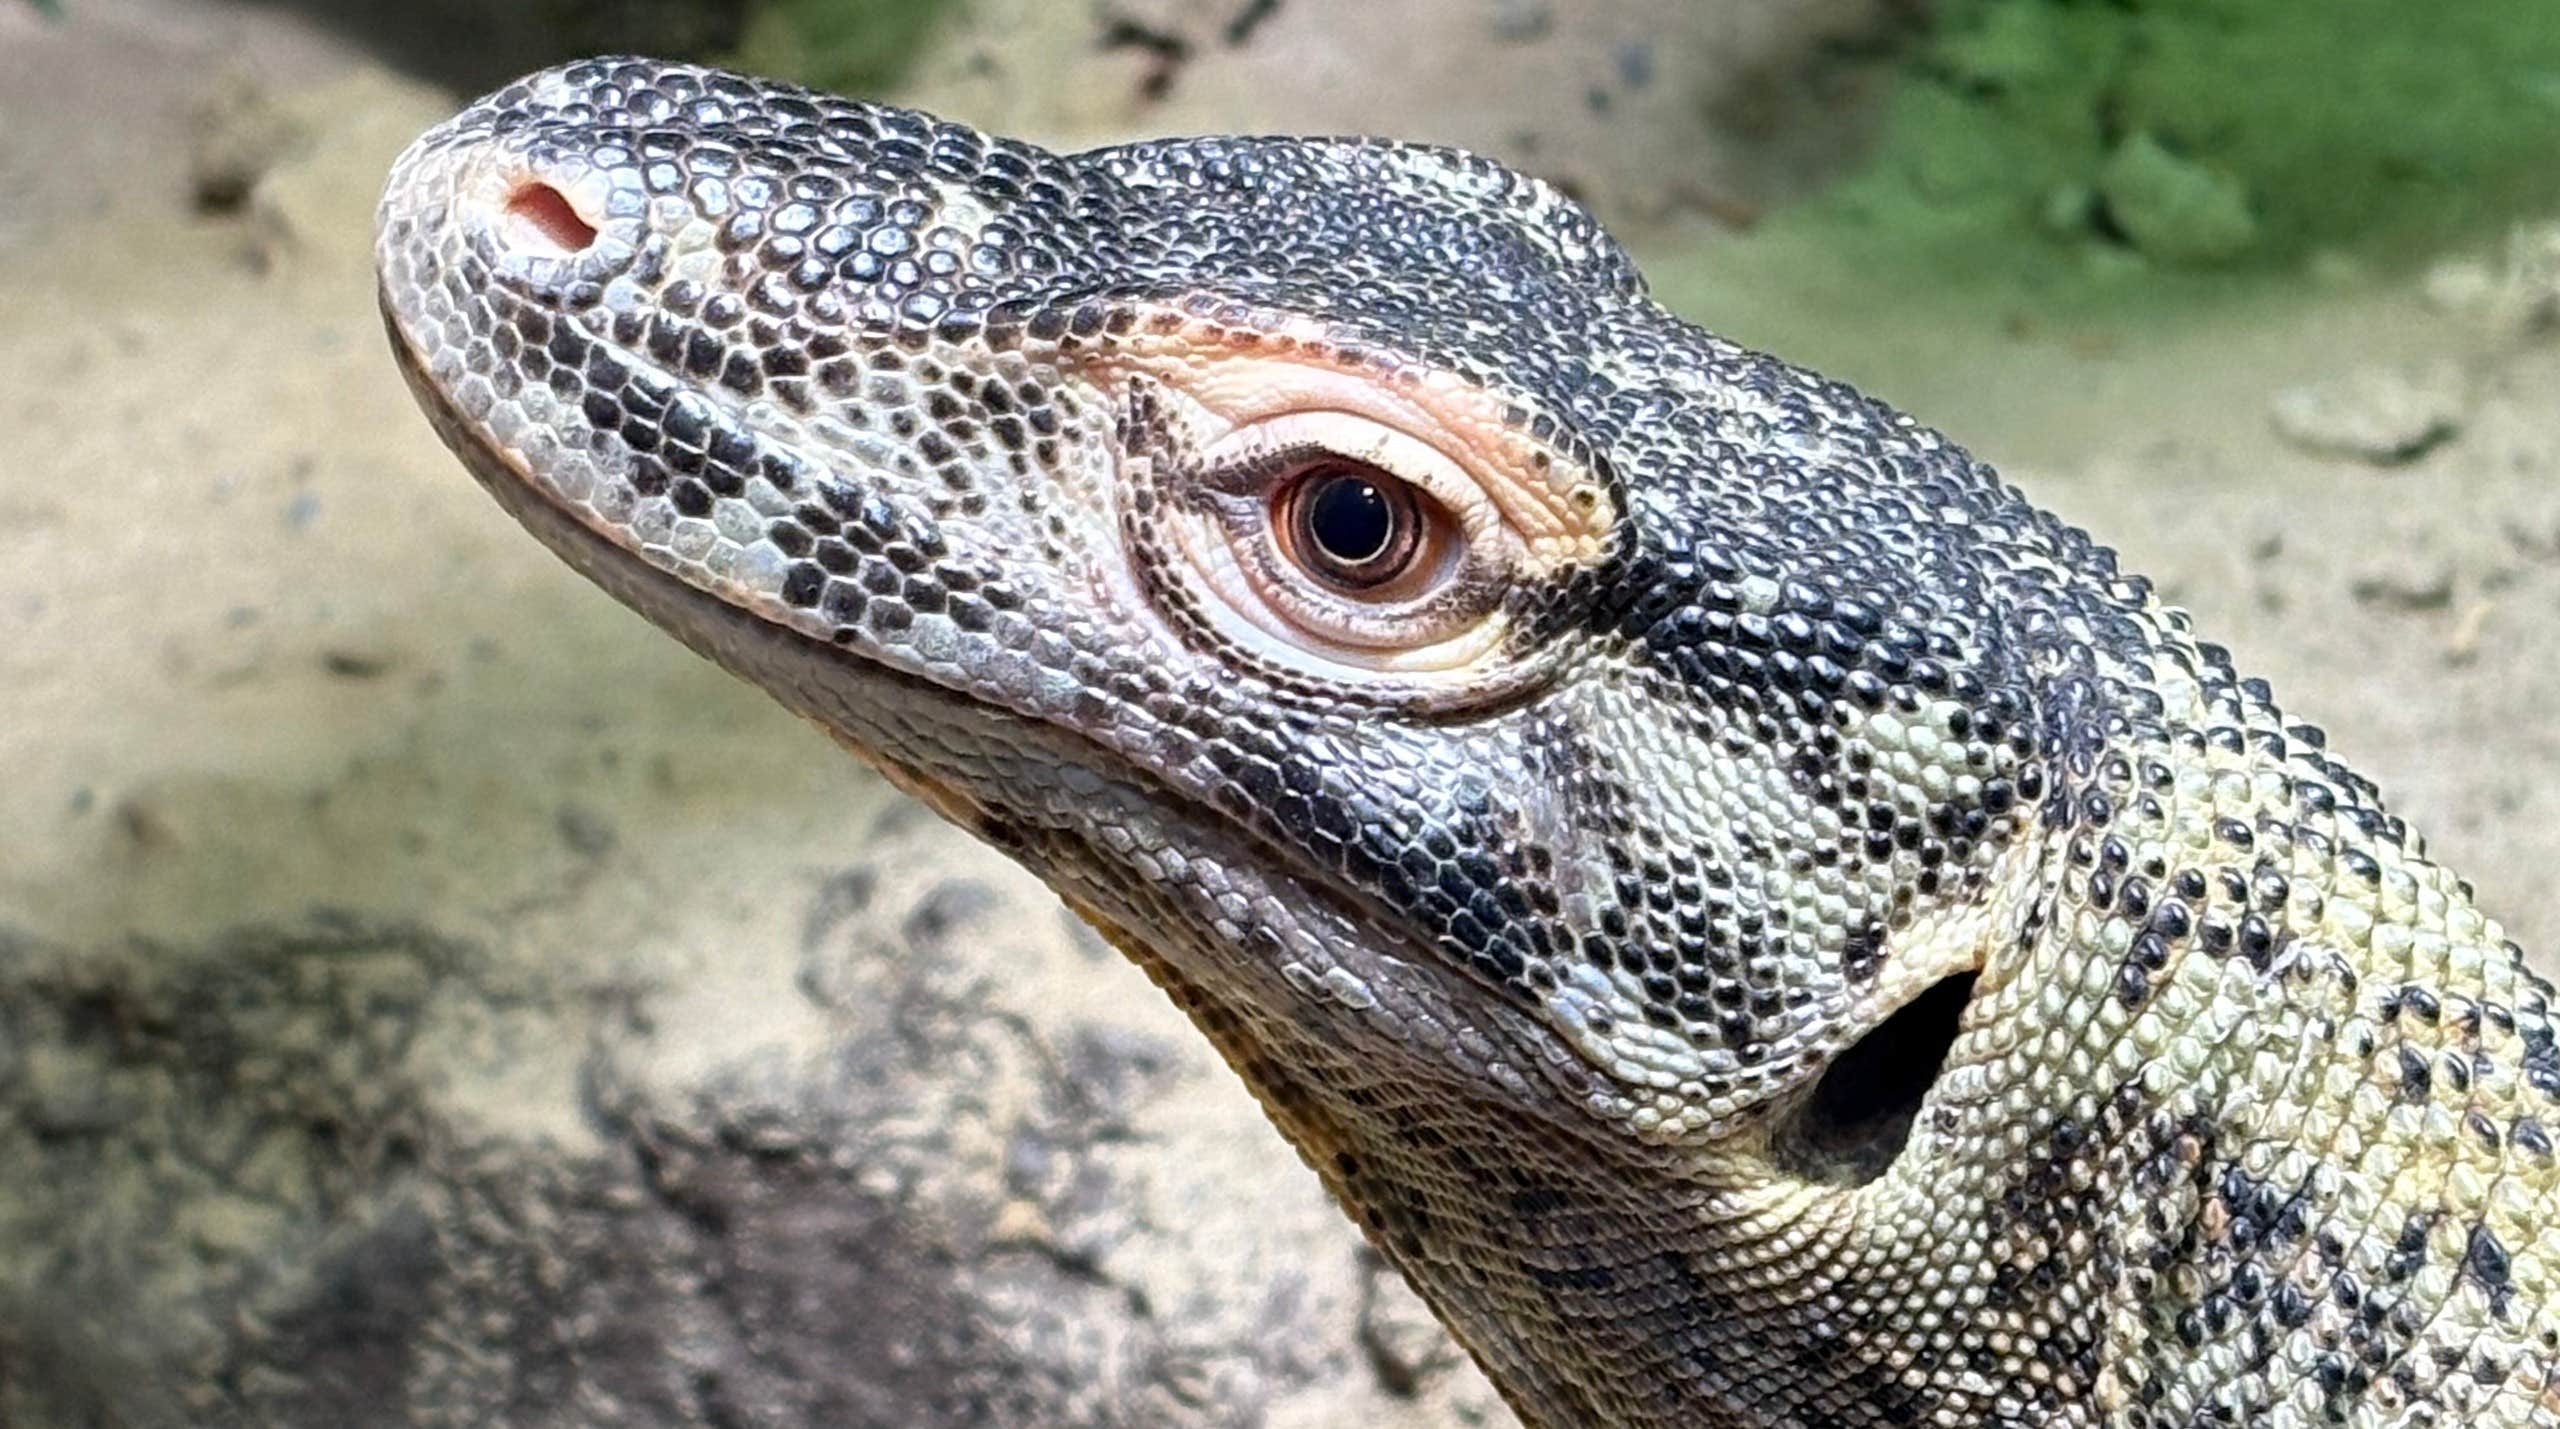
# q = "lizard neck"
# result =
<box><xmin>1916</xmin><ymin>597</ymin><xmax>2560</xmax><ymax>1425</ymax></box>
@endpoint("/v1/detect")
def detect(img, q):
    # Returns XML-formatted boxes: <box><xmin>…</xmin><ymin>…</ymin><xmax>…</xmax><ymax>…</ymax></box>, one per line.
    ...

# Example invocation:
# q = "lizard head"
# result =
<box><xmin>380</xmin><ymin>57</ymin><xmax>2095</xmax><ymax>1412</ymax></box>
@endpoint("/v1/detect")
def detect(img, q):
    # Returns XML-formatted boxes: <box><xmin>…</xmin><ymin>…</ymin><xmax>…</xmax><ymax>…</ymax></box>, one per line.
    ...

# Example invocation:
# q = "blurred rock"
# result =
<box><xmin>2269</xmin><ymin>360</ymin><xmax>2470</xmax><ymax>466</ymax></box>
<box><xmin>2422</xmin><ymin>223</ymin><xmax>2560</xmax><ymax>339</ymax></box>
<box><xmin>2421</xmin><ymin>255</ymin><xmax>2499</xmax><ymax>318</ymax></box>
<box><xmin>2347</xmin><ymin>546</ymin><xmax>2458</xmax><ymax>612</ymax></box>
<box><xmin>1485</xmin><ymin>0</ymin><xmax>1554</xmax><ymax>43</ymax></box>
<box><xmin>0</xmin><ymin>835</ymin><xmax>1512</xmax><ymax>1428</ymax></box>
<box><xmin>187</xmin><ymin>69</ymin><xmax>309</xmax><ymax>214</ymax></box>
<box><xmin>242</xmin><ymin>68</ymin><xmax>444</xmax><ymax>267</ymax></box>
<box><xmin>2496</xmin><ymin>219</ymin><xmax>2560</xmax><ymax>336</ymax></box>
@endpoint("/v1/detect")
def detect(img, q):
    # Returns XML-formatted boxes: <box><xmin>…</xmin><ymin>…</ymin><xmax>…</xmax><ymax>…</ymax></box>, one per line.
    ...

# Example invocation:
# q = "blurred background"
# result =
<box><xmin>2</xmin><ymin>1</ymin><xmax>2556</xmax><ymax>1424</ymax></box>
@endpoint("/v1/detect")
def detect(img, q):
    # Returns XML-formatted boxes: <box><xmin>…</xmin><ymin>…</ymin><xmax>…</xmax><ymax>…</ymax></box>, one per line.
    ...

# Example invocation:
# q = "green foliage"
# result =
<box><xmin>1643</xmin><ymin>0</ymin><xmax>2560</xmax><ymax>416</ymax></box>
<box><xmin>2094</xmin><ymin>131</ymin><xmax>2255</xmax><ymax>265</ymax></box>
<box><xmin>729</xmin><ymin>0</ymin><xmax>955</xmax><ymax>99</ymax></box>
<box><xmin>1827</xmin><ymin>0</ymin><xmax>2560</xmax><ymax>274</ymax></box>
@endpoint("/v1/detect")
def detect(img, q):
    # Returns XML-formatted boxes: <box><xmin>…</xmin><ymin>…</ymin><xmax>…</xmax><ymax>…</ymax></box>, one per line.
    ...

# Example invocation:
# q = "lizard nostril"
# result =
<box><xmin>501</xmin><ymin>180</ymin><xmax>597</xmax><ymax>257</ymax></box>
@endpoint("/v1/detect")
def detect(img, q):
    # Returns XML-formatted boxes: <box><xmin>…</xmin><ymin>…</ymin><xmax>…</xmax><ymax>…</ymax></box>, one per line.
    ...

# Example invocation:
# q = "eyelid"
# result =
<box><xmin>1198</xmin><ymin>410</ymin><xmax>1502</xmax><ymax>538</ymax></box>
<box><xmin>1086</xmin><ymin>315</ymin><xmax>1614</xmax><ymax>573</ymax></box>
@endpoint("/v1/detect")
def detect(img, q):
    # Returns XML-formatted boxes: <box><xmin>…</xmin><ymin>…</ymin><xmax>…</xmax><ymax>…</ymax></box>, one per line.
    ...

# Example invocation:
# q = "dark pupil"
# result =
<box><xmin>1304</xmin><ymin>473</ymin><xmax>1394</xmax><ymax>565</ymax></box>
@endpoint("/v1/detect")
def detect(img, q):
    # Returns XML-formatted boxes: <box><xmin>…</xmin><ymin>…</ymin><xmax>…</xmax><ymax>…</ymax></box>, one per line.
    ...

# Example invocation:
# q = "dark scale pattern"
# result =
<box><xmin>381</xmin><ymin>58</ymin><xmax>2560</xmax><ymax>1429</ymax></box>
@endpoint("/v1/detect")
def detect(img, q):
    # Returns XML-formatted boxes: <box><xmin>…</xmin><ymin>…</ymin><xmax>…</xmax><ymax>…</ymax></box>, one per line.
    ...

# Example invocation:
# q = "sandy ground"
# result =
<box><xmin>0</xmin><ymin>1</ymin><xmax>2552</xmax><ymax>1424</ymax></box>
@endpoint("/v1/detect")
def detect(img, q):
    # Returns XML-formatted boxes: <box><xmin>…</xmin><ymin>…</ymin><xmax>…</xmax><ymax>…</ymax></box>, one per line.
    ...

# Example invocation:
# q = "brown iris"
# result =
<box><xmin>1274</xmin><ymin>462</ymin><xmax>1429</xmax><ymax>593</ymax></box>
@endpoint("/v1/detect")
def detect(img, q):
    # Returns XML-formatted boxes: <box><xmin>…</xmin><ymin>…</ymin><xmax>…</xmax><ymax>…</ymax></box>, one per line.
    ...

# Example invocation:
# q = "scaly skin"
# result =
<box><xmin>378</xmin><ymin>59</ymin><xmax>2560</xmax><ymax>1427</ymax></box>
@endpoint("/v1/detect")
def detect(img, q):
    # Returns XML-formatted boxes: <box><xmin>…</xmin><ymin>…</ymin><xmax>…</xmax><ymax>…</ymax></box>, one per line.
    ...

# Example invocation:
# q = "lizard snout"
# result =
<box><xmin>378</xmin><ymin>104</ymin><xmax>645</xmax><ymax>316</ymax></box>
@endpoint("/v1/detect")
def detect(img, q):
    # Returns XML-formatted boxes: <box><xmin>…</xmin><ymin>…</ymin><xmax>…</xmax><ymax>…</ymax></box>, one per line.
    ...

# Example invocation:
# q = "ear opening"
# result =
<box><xmin>1773</xmin><ymin>971</ymin><xmax>1977</xmax><ymax>1186</ymax></box>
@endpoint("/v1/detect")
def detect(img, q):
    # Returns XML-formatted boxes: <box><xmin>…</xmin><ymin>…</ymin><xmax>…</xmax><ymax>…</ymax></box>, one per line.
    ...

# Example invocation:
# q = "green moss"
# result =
<box><xmin>728</xmin><ymin>0</ymin><xmax>957</xmax><ymax>99</ymax></box>
<box><xmin>1659</xmin><ymin>0</ymin><xmax>2560</xmax><ymax>345</ymax></box>
<box><xmin>2095</xmin><ymin>131</ymin><xmax>2256</xmax><ymax>264</ymax></box>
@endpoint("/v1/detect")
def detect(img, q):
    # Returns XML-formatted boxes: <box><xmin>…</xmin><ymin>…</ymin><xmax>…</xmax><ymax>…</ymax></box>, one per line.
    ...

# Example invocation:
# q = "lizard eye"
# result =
<box><xmin>1099</xmin><ymin>348</ymin><xmax>1614</xmax><ymax>693</ymax></box>
<box><xmin>1272</xmin><ymin>460</ymin><xmax>1441</xmax><ymax>595</ymax></box>
<box><xmin>1148</xmin><ymin>409</ymin><xmax>1513</xmax><ymax>676</ymax></box>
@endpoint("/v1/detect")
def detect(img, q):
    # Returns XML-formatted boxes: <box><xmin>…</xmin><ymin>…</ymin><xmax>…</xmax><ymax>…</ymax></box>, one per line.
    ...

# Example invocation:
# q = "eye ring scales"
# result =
<box><xmin>1084</xmin><ymin>351</ymin><xmax>1614</xmax><ymax>693</ymax></box>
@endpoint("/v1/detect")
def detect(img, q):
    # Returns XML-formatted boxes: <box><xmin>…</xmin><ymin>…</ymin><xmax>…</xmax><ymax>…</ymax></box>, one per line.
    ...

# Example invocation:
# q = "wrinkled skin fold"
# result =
<box><xmin>380</xmin><ymin>57</ymin><xmax>2560</xmax><ymax>1428</ymax></box>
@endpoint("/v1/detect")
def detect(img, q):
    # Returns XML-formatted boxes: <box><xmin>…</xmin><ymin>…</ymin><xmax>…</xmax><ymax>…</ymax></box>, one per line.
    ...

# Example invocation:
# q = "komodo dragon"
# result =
<box><xmin>378</xmin><ymin>57</ymin><xmax>2560</xmax><ymax>1428</ymax></box>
